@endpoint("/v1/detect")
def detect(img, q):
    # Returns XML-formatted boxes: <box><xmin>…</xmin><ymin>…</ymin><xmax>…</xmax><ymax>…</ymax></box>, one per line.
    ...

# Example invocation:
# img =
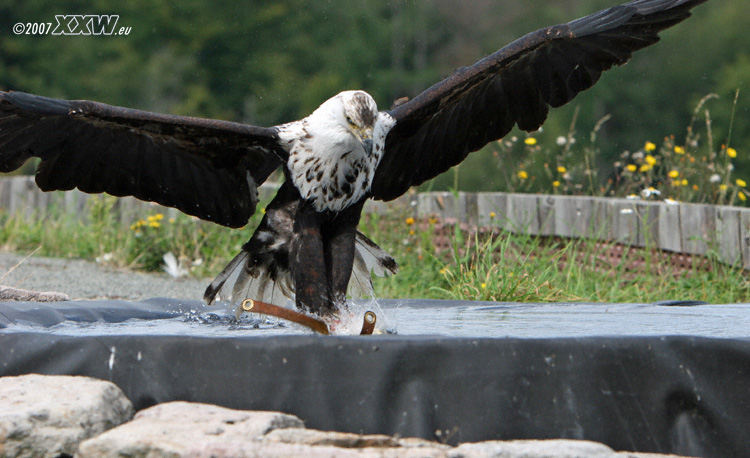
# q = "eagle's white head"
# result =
<box><xmin>282</xmin><ymin>91</ymin><xmax>395</xmax><ymax>212</ymax></box>
<box><xmin>308</xmin><ymin>90</ymin><xmax>379</xmax><ymax>154</ymax></box>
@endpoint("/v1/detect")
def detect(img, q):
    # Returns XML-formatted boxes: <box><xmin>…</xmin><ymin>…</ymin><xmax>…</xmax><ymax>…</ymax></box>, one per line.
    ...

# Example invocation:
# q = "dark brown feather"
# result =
<box><xmin>371</xmin><ymin>0</ymin><xmax>707</xmax><ymax>201</ymax></box>
<box><xmin>0</xmin><ymin>91</ymin><xmax>287</xmax><ymax>227</ymax></box>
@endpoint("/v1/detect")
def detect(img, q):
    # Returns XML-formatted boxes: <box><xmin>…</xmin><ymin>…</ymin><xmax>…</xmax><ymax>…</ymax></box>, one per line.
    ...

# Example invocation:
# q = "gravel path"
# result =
<box><xmin>0</xmin><ymin>251</ymin><xmax>207</xmax><ymax>301</ymax></box>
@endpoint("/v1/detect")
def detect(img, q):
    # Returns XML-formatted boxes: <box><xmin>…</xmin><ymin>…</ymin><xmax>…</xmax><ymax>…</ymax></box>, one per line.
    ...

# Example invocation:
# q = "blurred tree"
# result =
<box><xmin>0</xmin><ymin>0</ymin><xmax>745</xmax><ymax>191</ymax></box>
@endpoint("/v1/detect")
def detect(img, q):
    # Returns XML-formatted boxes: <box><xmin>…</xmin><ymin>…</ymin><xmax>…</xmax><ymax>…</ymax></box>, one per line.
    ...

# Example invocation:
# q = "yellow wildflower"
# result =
<box><xmin>668</xmin><ymin>170</ymin><xmax>679</xmax><ymax>179</ymax></box>
<box><xmin>645</xmin><ymin>155</ymin><xmax>657</xmax><ymax>166</ymax></box>
<box><xmin>408</xmin><ymin>229</ymin><xmax>415</xmax><ymax>236</ymax></box>
<box><xmin>428</xmin><ymin>216</ymin><xmax>438</xmax><ymax>224</ymax></box>
<box><xmin>681</xmin><ymin>179</ymin><xmax>688</xmax><ymax>186</ymax></box>
<box><xmin>481</xmin><ymin>283</ymin><xmax>487</xmax><ymax>289</ymax></box>
<box><xmin>674</xmin><ymin>146</ymin><xmax>686</xmax><ymax>154</ymax></box>
<box><xmin>626</xmin><ymin>164</ymin><xmax>637</xmax><ymax>173</ymax></box>
<box><xmin>719</xmin><ymin>184</ymin><xmax>728</xmax><ymax>191</ymax></box>
<box><xmin>524</xmin><ymin>137</ymin><xmax>537</xmax><ymax>146</ymax></box>
<box><xmin>489</xmin><ymin>212</ymin><xmax>496</xmax><ymax>219</ymax></box>
<box><xmin>727</xmin><ymin>147</ymin><xmax>738</xmax><ymax>158</ymax></box>
<box><xmin>740</xmin><ymin>192</ymin><xmax>747</xmax><ymax>202</ymax></box>
<box><xmin>405</xmin><ymin>217</ymin><xmax>415</xmax><ymax>225</ymax></box>
<box><xmin>552</xmin><ymin>180</ymin><xmax>561</xmax><ymax>188</ymax></box>
<box><xmin>737</xmin><ymin>179</ymin><xmax>747</xmax><ymax>188</ymax></box>
<box><xmin>645</xmin><ymin>141</ymin><xmax>656</xmax><ymax>152</ymax></box>
<box><xmin>557</xmin><ymin>166</ymin><xmax>567</xmax><ymax>174</ymax></box>
<box><xmin>639</xmin><ymin>164</ymin><xmax>652</xmax><ymax>172</ymax></box>
<box><xmin>517</xmin><ymin>170</ymin><xmax>529</xmax><ymax>179</ymax></box>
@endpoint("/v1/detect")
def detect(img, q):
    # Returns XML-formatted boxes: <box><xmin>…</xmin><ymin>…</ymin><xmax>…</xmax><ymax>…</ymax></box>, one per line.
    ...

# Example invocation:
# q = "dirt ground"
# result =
<box><xmin>0</xmin><ymin>251</ymin><xmax>207</xmax><ymax>301</ymax></box>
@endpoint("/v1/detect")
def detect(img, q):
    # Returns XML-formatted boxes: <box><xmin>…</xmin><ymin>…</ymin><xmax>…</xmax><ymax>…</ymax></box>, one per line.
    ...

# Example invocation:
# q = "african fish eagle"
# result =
<box><xmin>0</xmin><ymin>0</ymin><xmax>707</xmax><ymax>324</ymax></box>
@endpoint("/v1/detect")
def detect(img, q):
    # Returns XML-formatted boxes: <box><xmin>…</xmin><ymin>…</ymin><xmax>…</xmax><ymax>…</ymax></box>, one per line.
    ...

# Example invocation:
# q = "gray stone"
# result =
<box><xmin>0</xmin><ymin>285</ymin><xmax>70</xmax><ymax>302</ymax></box>
<box><xmin>450</xmin><ymin>439</ymin><xmax>618</xmax><ymax>458</ymax></box>
<box><xmin>0</xmin><ymin>374</ymin><xmax>133</xmax><ymax>458</ymax></box>
<box><xmin>260</xmin><ymin>427</ymin><xmax>452</xmax><ymax>450</ymax></box>
<box><xmin>76</xmin><ymin>401</ymin><xmax>305</xmax><ymax>458</ymax></box>
<box><xmin>0</xmin><ymin>373</ymin><xmax>700</xmax><ymax>458</ymax></box>
<box><xmin>188</xmin><ymin>442</ymin><xmax>450</xmax><ymax>458</ymax></box>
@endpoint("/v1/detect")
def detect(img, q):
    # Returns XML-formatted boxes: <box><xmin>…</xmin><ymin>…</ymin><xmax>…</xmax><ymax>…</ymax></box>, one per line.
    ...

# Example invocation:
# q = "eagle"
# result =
<box><xmin>0</xmin><ymin>0</ymin><xmax>705</xmax><ymax>326</ymax></box>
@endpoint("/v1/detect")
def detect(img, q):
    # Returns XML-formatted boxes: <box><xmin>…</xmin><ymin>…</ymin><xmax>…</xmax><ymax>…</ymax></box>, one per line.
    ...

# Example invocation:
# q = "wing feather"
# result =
<box><xmin>0</xmin><ymin>91</ymin><xmax>286</xmax><ymax>227</ymax></box>
<box><xmin>371</xmin><ymin>0</ymin><xmax>706</xmax><ymax>201</ymax></box>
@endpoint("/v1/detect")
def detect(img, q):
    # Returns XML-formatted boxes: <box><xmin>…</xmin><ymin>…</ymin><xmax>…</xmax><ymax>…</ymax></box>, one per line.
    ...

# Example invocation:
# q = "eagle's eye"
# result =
<box><xmin>346</xmin><ymin>115</ymin><xmax>355</xmax><ymax>126</ymax></box>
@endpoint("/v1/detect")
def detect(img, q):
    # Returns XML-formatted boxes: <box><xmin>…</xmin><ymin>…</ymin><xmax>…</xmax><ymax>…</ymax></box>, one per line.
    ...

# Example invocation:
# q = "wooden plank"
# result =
<box><xmin>477</xmin><ymin>192</ymin><xmax>509</xmax><ymax>229</ymax></box>
<box><xmin>364</xmin><ymin>194</ymin><xmax>412</xmax><ymax>215</ymax></box>
<box><xmin>680</xmin><ymin>203</ymin><xmax>716</xmax><ymax>256</ymax></box>
<box><xmin>506</xmin><ymin>193</ymin><xmax>540</xmax><ymax>234</ymax></box>
<box><xmin>553</xmin><ymin>195</ymin><xmax>593</xmax><ymax>239</ymax></box>
<box><xmin>0</xmin><ymin>179</ymin><xmax>10</xmax><ymax>210</ymax></box>
<box><xmin>740</xmin><ymin>211</ymin><xmax>750</xmax><ymax>270</ymax></box>
<box><xmin>658</xmin><ymin>201</ymin><xmax>682</xmax><ymax>253</ymax></box>
<box><xmin>609</xmin><ymin>199</ymin><xmax>639</xmax><ymax>245</ymax></box>
<box><xmin>417</xmin><ymin>192</ymin><xmax>453</xmax><ymax>219</ymax></box>
<box><xmin>635</xmin><ymin>201</ymin><xmax>661</xmax><ymax>247</ymax></box>
<box><xmin>590</xmin><ymin>197</ymin><xmax>614</xmax><ymax>241</ymax></box>
<box><xmin>716</xmin><ymin>206</ymin><xmax>742</xmax><ymax>266</ymax></box>
<box><xmin>463</xmin><ymin>192</ymin><xmax>478</xmax><ymax>227</ymax></box>
<box><xmin>537</xmin><ymin>195</ymin><xmax>556</xmax><ymax>236</ymax></box>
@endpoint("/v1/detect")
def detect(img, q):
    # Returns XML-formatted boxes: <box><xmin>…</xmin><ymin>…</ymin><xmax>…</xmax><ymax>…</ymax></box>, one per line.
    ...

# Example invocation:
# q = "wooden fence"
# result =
<box><xmin>0</xmin><ymin>176</ymin><xmax>280</xmax><ymax>225</ymax></box>
<box><xmin>417</xmin><ymin>191</ymin><xmax>750</xmax><ymax>270</ymax></box>
<box><xmin>1</xmin><ymin>176</ymin><xmax>748</xmax><ymax>270</ymax></box>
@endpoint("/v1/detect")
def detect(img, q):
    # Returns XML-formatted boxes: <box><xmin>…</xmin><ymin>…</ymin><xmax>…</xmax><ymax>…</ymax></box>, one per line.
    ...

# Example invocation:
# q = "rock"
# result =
<box><xmin>76</xmin><ymin>401</ymin><xmax>305</xmax><ymax>458</ymax></box>
<box><xmin>267</xmin><ymin>428</ymin><xmax>451</xmax><ymax>450</ymax></box>
<box><xmin>0</xmin><ymin>374</ymin><xmax>701</xmax><ymax>458</ymax></box>
<box><xmin>77</xmin><ymin>402</ymin><xmax>452</xmax><ymax>458</ymax></box>
<box><xmin>449</xmin><ymin>440</ymin><xmax>689</xmax><ymax>458</ymax></box>
<box><xmin>260</xmin><ymin>428</ymin><xmax>401</xmax><ymax>448</ymax></box>
<box><xmin>0</xmin><ymin>374</ymin><xmax>133</xmax><ymax>458</ymax></box>
<box><xmin>0</xmin><ymin>285</ymin><xmax>70</xmax><ymax>302</ymax></box>
<box><xmin>450</xmin><ymin>440</ymin><xmax>617</xmax><ymax>458</ymax></box>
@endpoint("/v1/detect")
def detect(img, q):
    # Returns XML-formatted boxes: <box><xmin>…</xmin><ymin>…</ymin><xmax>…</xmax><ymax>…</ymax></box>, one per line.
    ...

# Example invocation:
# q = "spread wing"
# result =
<box><xmin>371</xmin><ymin>0</ymin><xmax>707</xmax><ymax>201</ymax></box>
<box><xmin>0</xmin><ymin>91</ymin><xmax>287</xmax><ymax>228</ymax></box>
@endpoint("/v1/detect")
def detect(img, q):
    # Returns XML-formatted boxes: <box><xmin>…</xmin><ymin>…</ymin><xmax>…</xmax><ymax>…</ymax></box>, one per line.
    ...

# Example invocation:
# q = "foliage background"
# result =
<box><xmin>0</xmin><ymin>0</ymin><xmax>747</xmax><ymax>193</ymax></box>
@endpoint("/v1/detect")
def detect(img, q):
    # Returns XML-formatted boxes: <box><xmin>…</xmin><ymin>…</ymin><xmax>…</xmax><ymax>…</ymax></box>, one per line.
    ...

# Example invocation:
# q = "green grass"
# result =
<box><xmin>1</xmin><ymin>193</ymin><xmax>749</xmax><ymax>304</ymax></box>
<box><xmin>2</xmin><ymin>95</ymin><xmax>748</xmax><ymax>303</ymax></box>
<box><xmin>360</xmin><ymin>210</ymin><xmax>750</xmax><ymax>304</ymax></box>
<box><xmin>0</xmin><ymin>195</ymin><xmax>262</xmax><ymax>278</ymax></box>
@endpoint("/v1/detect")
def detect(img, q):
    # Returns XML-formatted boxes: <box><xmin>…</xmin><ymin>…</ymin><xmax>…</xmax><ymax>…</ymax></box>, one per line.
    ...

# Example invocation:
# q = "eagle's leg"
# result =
<box><xmin>322</xmin><ymin>200</ymin><xmax>366</xmax><ymax>308</ymax></box>
<box><xmin>291</xmin><ymin>201</ymin><xmax>333</xmax><ymax>316</ymax></box>
<box><xmin>291</xmin><ymin>199</ymin><xmax>365</xmax><ymax>317</ymax></box>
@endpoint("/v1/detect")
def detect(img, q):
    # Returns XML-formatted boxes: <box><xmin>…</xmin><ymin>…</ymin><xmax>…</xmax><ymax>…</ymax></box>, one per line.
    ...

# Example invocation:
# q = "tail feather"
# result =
<box><xmin>203</xmin><ymin>250</ymin><xmax>248</xmax><ymax>305</ymax></box>
<box><xmin>349</xmin><ymin>233</ymin><xmax>399</xmax><ymax>298</ymax></box>
<box><xmin>204</xmin><ymin>231</ymin><xmax>397</xmax><ymax>309</ymax></box>
<box><xmin>230</xmin><ymin>266</ymin><xmax>293</xmax><ymax>308</ymax></box>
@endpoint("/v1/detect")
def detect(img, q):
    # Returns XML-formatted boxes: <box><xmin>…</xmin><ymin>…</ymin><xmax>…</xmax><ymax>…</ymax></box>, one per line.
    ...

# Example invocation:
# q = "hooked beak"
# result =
<box><xmin>362</xmin><ymin>138</ymin><xmax>373</xmax><ymax>157</ymax></box>
<box><xmin>360</xmin><ymin>128</ymin><xmax>374</xmax><ymax>157</ymax></box>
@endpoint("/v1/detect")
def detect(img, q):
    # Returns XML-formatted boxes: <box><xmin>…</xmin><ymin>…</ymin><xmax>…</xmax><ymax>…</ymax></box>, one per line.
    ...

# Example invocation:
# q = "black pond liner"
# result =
<box><xmin>1</xmin><ymin>298</ymin><xmax>749</xmax><ymax>458</ymax></box>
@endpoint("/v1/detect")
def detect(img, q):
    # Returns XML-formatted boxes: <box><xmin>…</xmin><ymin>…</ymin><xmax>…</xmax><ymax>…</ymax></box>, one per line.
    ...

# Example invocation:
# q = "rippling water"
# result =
<box><xmin>2</xmin><ymin>298</ymin><xmax>749</xmax><ymax>338</ymax></box>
